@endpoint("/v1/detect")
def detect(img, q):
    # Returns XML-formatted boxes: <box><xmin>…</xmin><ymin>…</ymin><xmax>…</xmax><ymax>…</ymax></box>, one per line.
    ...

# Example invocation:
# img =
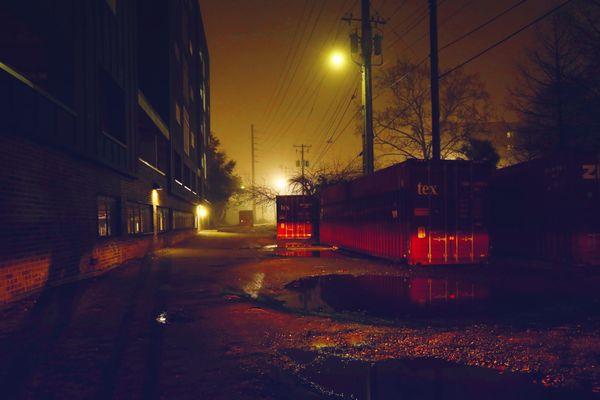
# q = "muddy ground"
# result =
<box><xmin>0</xmin><ymin>227</ymin><xmax>598</xmax><ymax>399</ymax></box>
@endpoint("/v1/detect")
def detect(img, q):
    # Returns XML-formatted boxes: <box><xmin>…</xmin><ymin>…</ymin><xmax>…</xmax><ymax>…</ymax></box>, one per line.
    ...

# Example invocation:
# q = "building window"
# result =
<box><xmin>139</xmin><ymin>104</ymin><xmax>168</xmax><ymax>173</ymax></box>
<box><xmin>183</xmin><ymin>108</ymin><xmax>190</xmax><ymax>155</ymax></box>
<box><xmin>126</xmin><ymin>202</ymin><xmax>153</xmax><ymax>234</ymax></box>
<box><xmin>191</xmin><ymin>171</ymin><xmax>197</xmax><ymax>193</ymax></box>
<box><xmin>173</xmin><ymin>210</ymin><xmax>195</xmax><ymax>230</ymax></box>
<box><xmin>0</xmin><ymin>2</ymin><xmax>75</xmax><ymax>107</ymax></box>
<box><xmin>182</xmin><ymin>62</ymin><xmax>190</xmax><ymax>104</ymax></box>
<box><xmin>98</xmin><ymin>196</ymin><xmax>118</xmax><ymax>237</ymax></box>
<box><xmin>157</xmin><ymin>207</ymin><xmax>170</xmax><ymax>232</ymax></box>
<box><xmin>174</xmin><ymin>151</ymin><xmax>182</xmax><ymax>183</ymax></box>
<box><xmin>99</xmin><ymin>68</ymin><xmax>126</xmax><ymax>144</ymax></box>
<box><xmin>183</xmin><ymin>165</ymin><xmax>191</xmax><ymax>189</ymax></box>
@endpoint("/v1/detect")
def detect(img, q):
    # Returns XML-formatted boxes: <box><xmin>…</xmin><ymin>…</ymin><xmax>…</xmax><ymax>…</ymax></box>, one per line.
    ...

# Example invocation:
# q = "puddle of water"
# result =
<box><xmin>283</xmin><ymin>349</ymin><xmax>596</xmax><ymax>400</ymax></box>
<box><xmin>281</xmin><ymin>274</ymin><xmax>585</xmax><ymax>321</ymax></box>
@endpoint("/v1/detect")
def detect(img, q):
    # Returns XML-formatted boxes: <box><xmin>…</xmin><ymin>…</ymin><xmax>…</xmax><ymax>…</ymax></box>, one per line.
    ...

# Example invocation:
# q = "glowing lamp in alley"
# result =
<box><xmin>329</xmin><ymin>51</ymin><xmax>345</xmax><ymax>69</ymax></box>
<box><xmin>197</xmin><ymin>204</ymin><xmax>208</xmax><ymax>219</ymax></box>
<box><xmin>274</xmin><ymin>177</ymin><xmax>287</xmax><ymax>192</ymax></box>
<box><xmin>417</xmin><ymin>227</ymin><xmax>426</xmax><ymax>239</ymax></box>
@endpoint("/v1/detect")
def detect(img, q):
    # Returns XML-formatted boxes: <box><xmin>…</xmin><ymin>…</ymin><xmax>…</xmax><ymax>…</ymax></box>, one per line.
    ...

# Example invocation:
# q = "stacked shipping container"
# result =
<box><xmin>489</xmin><ymin>153</ymin><xmax>600</xmax><ymax>265</ymax></box>
<box><xmin>320</xmin><ymin>160</ymin><xmax>491</xmax><ymax>265</ymax></box>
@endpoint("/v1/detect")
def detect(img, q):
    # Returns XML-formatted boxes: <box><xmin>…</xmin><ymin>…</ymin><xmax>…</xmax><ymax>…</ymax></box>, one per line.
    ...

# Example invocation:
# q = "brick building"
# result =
<box><xmin>0</xmin><ymin>0</ymin><xmax>210</xmax><ymax>304</ymax></box>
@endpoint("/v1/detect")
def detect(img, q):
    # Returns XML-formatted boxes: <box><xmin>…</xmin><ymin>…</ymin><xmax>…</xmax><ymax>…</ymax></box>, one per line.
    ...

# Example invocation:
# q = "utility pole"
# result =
<box><xmin>250</xmin><ymin>124</ymin><xmax>256</xmax><ymax>216</ymax></box>
<box><xmin>343</xmin><ymin>0</ymin><xmax>384</xmax><ymax>175</ymax></box>
<box><xmin>429</xmin><ymin>0</ymin><xmax>441</xmax><ymax>160</ymax></box>
<box><xmin>361</xmin><ymin>0</ymin><xmax>374</xmax><ymax>174</ymax></box>
<box><xmin>293</xmin><ymin>144</ymin><xmax>311</xmax><ymax>195</ymax></box>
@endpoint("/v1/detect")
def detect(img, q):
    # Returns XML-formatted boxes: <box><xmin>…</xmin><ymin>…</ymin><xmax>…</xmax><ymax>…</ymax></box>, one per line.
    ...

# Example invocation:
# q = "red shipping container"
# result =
<box><xmin>489</xmin><ymin>153</ymin><xmax>600</xmax><ymax>266</ymax></box>
<box><xmin>320</xmin><ymin>160</ymin><xmax>491</xmax><ymax>265</ymax></box>
<box><xmin>276</xmin><ymin>195</ymin><xmax>319</xmax><ymax>243</ymax></box>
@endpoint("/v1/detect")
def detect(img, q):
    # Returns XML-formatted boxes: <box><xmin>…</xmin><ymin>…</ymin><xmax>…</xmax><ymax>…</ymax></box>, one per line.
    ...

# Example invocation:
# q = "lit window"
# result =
<box><xmin>126</xmin><ymin>202</ymin><xmax>153</xmax><ymax>234</ymax></box>
<box><xmin>98</xmin><ymin>196</ymin><xmax>118</xmax><ymax>237</ymax></box>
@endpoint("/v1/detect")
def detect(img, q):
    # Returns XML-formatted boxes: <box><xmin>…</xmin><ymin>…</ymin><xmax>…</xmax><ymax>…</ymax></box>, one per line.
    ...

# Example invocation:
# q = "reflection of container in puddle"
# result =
<box><xmin>284</xmin><ymin>275</ymin><xmax>491</xmax><ymax>319</ymax></box>
<box><xmin>409</xmin><ymin>278</ymin><xmax>489</xmax><ymax>305</ymax></box>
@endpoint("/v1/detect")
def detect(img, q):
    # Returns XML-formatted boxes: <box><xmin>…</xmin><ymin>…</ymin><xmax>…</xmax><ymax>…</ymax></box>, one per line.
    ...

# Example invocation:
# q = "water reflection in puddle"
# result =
<box><xmin>282</xmin><ymin>275</ymin><xmax>506</xmax><ymax>320</ymax></box>
<box><xmin>283</xmin><ymin>349</ymin><xmax>594</xmax><ymax>400</ymax></box>
<box><xmin>284</xmin><ymin>274</ymin><xmax>492</xmax><ymax>319</ymax></box>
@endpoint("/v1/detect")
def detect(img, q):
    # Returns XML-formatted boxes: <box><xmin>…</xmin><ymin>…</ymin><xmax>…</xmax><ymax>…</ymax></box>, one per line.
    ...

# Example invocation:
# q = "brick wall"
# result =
<box><xmin>0</xmin><ymin>135</ymin><xmax>198</xmax><ymax>305</ymax></box>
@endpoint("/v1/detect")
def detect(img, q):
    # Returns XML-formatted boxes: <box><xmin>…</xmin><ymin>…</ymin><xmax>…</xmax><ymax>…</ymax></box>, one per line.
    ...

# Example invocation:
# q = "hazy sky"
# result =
<box><xmin>200</xmin><ymin>0</ymin><xmax>565</xmax><ymax>185</ymax></box>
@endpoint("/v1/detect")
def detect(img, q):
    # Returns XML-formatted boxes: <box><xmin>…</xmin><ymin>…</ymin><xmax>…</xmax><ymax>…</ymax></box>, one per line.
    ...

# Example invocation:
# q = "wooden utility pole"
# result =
<box><xmin>294</xmin><ymin>144</ymin><xmax>311</xmax><ymax>195</ymax></box>
<box><xmin>343</xmin><ymin>0</ymin><xmax>384</xmax><ymax>173</ymax></box>
<box><xmin>361</xmin><ymin>0</ymin><xmax>375</xmax><ymax>174</ymax></box>
<box><xmin>429</xmin><ymin>0</ymin><xmax>441</xmax><ymax>160</ymax></box>
<box><xmin>250</xmin><ymin>124</ymin><xmax>256</xmax><ymax>216</ymax></box>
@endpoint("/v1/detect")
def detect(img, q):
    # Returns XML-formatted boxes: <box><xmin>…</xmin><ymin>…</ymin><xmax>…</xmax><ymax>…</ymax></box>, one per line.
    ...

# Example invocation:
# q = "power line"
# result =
<box><xmin>262</xmin><ymin>0</ymin><xmax>349</xmax><ymax>146</ymax></box>
<box><xmin>304</xmin><ymin>71</ymin><xmax>357</xmax><ymax>147</ymax></box>
<box><xmin>396</xmin><ymin>0</ymin><xmax>478</xmax><ymax>55</ymax></box>
<box><xmin>263</xmin><ymin>21</ymin><xmax>347</xmax><ymax>148</ymax></box>
<box><xmin>313</xmin><ymin>88</ymin><xmax>359</xmax><ymax>167</ymax></box>
<box><xmin>260</xmin><ymin>0</ymin><xmax>312</xmax><ymax>128</ymax></box>
<box><xmin>387</xmin><ymin>0</ymin><xmax>408</xmax><ymax>21</ymax></box>
<box><xmin>439</xmin><ymin>0</ymin><xmax>528</xmax><ymax>53</ymax></box>
<box><xmin>386</xmin><ymin>0</ymin><xmax>449</xmax><ymax>51</ymax></box>
<box><xmin>387</xmin><ymin>7</ymin><xmax>429</xmax><ymax>50</ymax></box>
<box><xmin>261</xmin><ymin>1</ymin><xmax>326</xmax><ymax>140</ymax></box>
<box><xmin>440</xmin><ymin>0</ymin><xmax>575</xmax><ymax>79</ymax></box>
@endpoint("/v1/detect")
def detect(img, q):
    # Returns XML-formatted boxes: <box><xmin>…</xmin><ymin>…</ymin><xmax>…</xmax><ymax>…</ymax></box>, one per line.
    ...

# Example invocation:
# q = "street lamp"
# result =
<box><xmin>328</xmin><ymin>50</ymin><xmax>345</xmax><ymax>69</ymax></box>
<box><xmin>274</xmin><ymin>177</ymin><xmax>287</xmax><ymax>193</ymax></box>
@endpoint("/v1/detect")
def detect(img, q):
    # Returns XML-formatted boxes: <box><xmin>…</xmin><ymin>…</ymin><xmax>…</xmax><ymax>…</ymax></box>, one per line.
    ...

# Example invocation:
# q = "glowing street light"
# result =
<box><xmin>274</xmin><ymin>177</ymin><xmax>287</xmax><ymax>193</ymax></box>
<box><xmin>197</xmin><ymin>204</ymin><xmax>209</xmax><ymax>219</ymax></box>
<box><xmin>329</xmin><ymin>50</ymin><xmax>345</xmax><ymax>69</ymax></box>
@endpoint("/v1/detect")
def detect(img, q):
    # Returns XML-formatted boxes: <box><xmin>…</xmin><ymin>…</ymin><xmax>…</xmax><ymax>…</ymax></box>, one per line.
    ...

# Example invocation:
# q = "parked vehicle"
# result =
<box><xmin>320</xmin><ymin>159</ymin><xmax>491</xmax><ymax>265</ymax></box>
<box><xmin>239</xmin><ymin>210</ymin><xmax>253</xmax><ymax>227</ymax></box>
<box><xmin>489</xmin><ymin>153</ymin><xmax>600</xmax><ymax>266</ymax></box>
<box><xmin>276</xmin><ymin>195</ymin><xmax>319</xmax><ymax>243</ymax></box>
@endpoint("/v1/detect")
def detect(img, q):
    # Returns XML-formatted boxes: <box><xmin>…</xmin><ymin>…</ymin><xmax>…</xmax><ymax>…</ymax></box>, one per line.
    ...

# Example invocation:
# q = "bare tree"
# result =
<box><xmin>508</xmin><ymin>5</ymin><xmax>600</xmax><ymax>160</ymax></box>
<box><xmin>288</xmin><ymin>161</ymin><xmax>362</xmax><ymax>197</ymax></box>
<box><xmin>231</xmin><ymin>184</ymin><xmax>278</xmax><ymax>207</ymax></box>
<box><xmin>375</xmin><ymin>59</ymin><xmax>492</xmax><ymax>160</ymax></box>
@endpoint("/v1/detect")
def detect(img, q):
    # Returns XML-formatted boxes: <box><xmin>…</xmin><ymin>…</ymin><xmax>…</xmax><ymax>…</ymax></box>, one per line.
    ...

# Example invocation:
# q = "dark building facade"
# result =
<box><xmin>0</xmin><ymin>0</ymin><xmax>210</xmax><ymax>304</ymax></box>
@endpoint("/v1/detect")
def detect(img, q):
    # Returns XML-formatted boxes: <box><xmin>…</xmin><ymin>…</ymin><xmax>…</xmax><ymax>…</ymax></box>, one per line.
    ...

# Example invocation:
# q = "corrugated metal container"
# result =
<box><xmin>320</xmin><ymin>159</ymin><xmax>491</xmax><ymax>265</ymax></box>
<box><xmin>276</xmin><ymin>195</ymin><xmax>319</xmax><ymax>242</ymax></box>
<box><xmin>489</xmin><ymin>153</ymin><xmax>600</xmax><ymax>265</ymax></box>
